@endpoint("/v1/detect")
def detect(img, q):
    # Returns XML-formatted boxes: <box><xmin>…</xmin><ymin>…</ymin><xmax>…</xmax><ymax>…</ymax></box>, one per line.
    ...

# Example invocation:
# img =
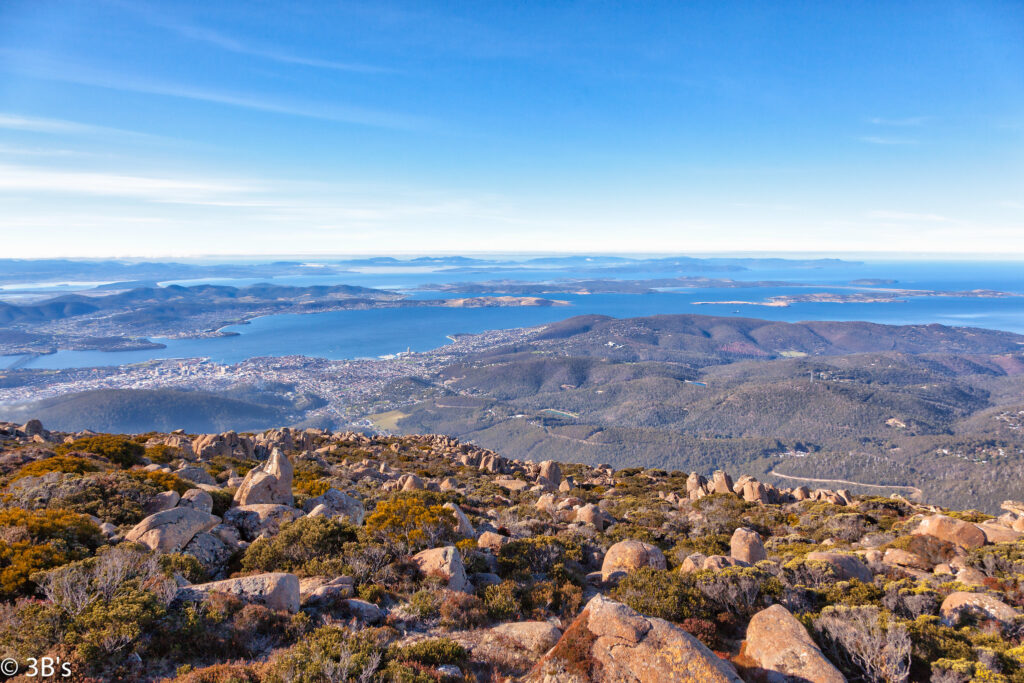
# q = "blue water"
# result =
<box><xmin>9</xmin><ymin>260</ymin><xmax>1024</xmax><ymax>369</ymax></box>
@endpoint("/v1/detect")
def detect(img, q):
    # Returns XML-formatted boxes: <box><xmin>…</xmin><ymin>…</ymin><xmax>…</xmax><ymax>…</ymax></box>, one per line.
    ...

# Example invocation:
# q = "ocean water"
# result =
<box><xmin>9</xmin><ymin>260</ymin><xmax>1024</xmax><ymax>370</ymax></box>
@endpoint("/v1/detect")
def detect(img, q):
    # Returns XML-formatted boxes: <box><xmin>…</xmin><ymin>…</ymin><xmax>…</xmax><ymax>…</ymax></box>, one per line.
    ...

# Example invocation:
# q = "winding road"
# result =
<box><xmin>767</xmin><ymin>468</ymin><xmax>923</xmax><ymax>500</ymax></box>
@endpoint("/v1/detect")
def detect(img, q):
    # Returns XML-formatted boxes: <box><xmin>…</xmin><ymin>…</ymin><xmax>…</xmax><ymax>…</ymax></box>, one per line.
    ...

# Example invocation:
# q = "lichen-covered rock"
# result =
<box><xmin>742</xmin><ymin>604</ymin><xmax>845</xmax><ymax>683</ymax></box>
<box><xmin>178</xmin><ymin>572</ymin><xmax>300</xmax><ymax>612</ymax></box>
<box><xmin>175</xmin><ymin>466</ymin><xmax>217</xmax><ymax>487</ymax></box>
<box><xmin>524</xmin><ymin>595</ymin><xmax>742</xmax><ymax>682</ymax></box>
<box><xmin>125</xmin><ymin>507</ymin><xmax>220</xmax><ymax>552</ymax></box>
<box><xmin>302</xmin><ymin>488</ymin><xmax>364</xmax><ymax>525</ymax></box>
<box><xmin>491</xmin><ymin>621</ymin><xmax>562</xmax><ymax>653</ymax></box>
<box><xmin>412</xmin><ymin>545</ymin><xmax>472</xmax><ymax>592</ymax></box>
<box><xmin>143</xmin><ymin>490</ymin><xmax>180</xmax><ymax>515</ymax></box>
<box><xmin>182</xmin><ymin>531</ymin><xmax>233</xmax><ymax>574</ymax></box>
<box><xmin>601</xmin><ymin>540</ymin><xmax>666</xmax><ymax>581</ymax></box>
<box><xmin>179</xmin><ymin>488</ymin><xmax>214</xmax><ymax>514</ymax></box>
<box><xmin>941</xmin><ymin>591</ymin><xmax>1019</xmax><ymax>627</ymax></box>
<box><xmin>223</xmin><ymin>503</ymin><xmax>304</xmax><ymax>540</ymax></box>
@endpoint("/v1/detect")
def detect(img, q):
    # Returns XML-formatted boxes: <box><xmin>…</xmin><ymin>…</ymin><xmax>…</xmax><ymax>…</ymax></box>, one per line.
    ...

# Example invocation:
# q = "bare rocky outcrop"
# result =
<box><xmin>302</xmin><ymin>488</ymin><xmax>365</xmax><ymax>525</ymax></box>
<box><xmin>179</xmin><ymin>488</ymin><xmax>214</xmax><ymax>514</ymax></box>
<box><xmin>914</xmin><ymin>514</ymin><xmax>987</xmax><ymax>550</ymax></box>
<box><xmin>125</xmin><ymin>507</ymin><xmax>220</xmax><ymax>552</ymax></box>
<box><xmin>412</xmin><ymin>545</ymin><xmax>472</xmax><ymax>593</ymax></box>
<box><xmin>224</xmin><ymin>503</ymin><xmax>304</xmax><ymax>540</ymax></box>
<box><xmin>192</xmin><ymin>431</ymin><xmax>255</xmax><ymax>460</ymax></box>
<box><xmin>940</xmin><ymin>591</ymin><xmax>1019</xmax><ymax>627</ymax></box>
<box><xmin>601</xmin><ymin>540</ymin><xmax>666</xmax><ymax>581</ymax></box>
<box><xmin>524</xmin><ymin>595</ymin><xmax>742</xmax><ymax>683</ymax></box>
<box><xmin>490</xmin><ymin>621</ymin><xmax>563</xmax><ymax>653</ymax></box>
<box><xmin>178</xmin><ymin>572</ymin><xmax>300</xmax><ymax>612</ymax></box>
<box><xmin>730</xmin><ymin>527</ymin><xmax>766</xmax><ymax>564</ymax></box>
<box><xmin>233</xmin><ymin>448</ymin><xmax>294</xmax><ymax>506</ymax></box>
<box><xmin>805</xmin><ymin>552</ymin><xmax>873</xmax><ymax>583</ymax></box>
<box><xmin>741</xmin><ymin>604</ymin><xmax>845</xmax><ymax>683</ymax></box>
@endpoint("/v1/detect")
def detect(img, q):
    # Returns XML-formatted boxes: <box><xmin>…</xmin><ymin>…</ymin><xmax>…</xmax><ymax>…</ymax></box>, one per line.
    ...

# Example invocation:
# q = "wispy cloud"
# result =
<box><xmin>1</xmin><ymin>50</ymin><xmax>429</xmax><ymax>131</ymax></box>
<box><xmin>0</xmin><ymin>163</ymin><xmax>252</xmax><ymax>203</ymax></box>
<box><xmin>867</xmin><ymin>116</ymin><xmax>929</xmax><ymax>126</ymax></box>
<box><xmin>104</xmin><ymin>0</ymin><xmax>395</xmax><ymax>74</ymax></box>
<box><xmin>0</xmin><ymin>113</ymin><xmax>151</xmax><ymax>138</ymax></box>
<box><xmin>867</xmin><ymin>210</ymin><xmax>956</xmax><ymax>223</ymax></box>
<box><xmin>167</xmin><ymin>23</ymin><xmax>396</xmax><ymax>74</ymax></box>
<box><xmin>860</xmin><ymin>136</ymin><xmax>918</xmax><ymax>145</ymax></box>
<box><xmin>998</xmin><ymin>200</ymin><xmax>1024</xmax><ymax>210</ymax></box>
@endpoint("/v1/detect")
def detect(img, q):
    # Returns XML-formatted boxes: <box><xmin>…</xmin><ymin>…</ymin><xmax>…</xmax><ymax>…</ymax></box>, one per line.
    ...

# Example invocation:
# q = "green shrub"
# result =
<box><xmin>390</xmin><ymin>637</ymin><xmax>467</xmax><ymax>667</ymax></box>
<box><xmin>130</xmin><ymin>470</ymin><xmax>193</xmax><ymax>495</ymax></box>
<box><xmin>691</xmin><ymin>566</ymin><xmax>783</xmax><ymax>619</ymax></box>
<box><xmin>612</xmin><ymin>567</ymin><xmax>708</xmax><ymax>622</ymax></box>
<box><xmin>262</xmin><ymin>625</ymin><xmax>389</xmax><ymax>683</ymax></box>
<box><xmin>483</xmin><ymin>580</ymin><xmax>521</xmax><ymax>621</ymax></box>
<box><xmin>407</xmin><ymin>589</ymin><xmax>440</xmax><ymax>619</ymax></box>
<box><xmin>160</xmin><ymin>553</ymin><xmax>207</xmax><ymax>583</ymax></box>
<box><xmin>57</xmin><ymin>435</ymin><xmax>144</xmax><ymax>468</ymax></box>
<box><xmin>241</xmin><ymin>515</ymin><xmax>357</xmax><ymax>576</ymax></box>
<box><xmin>496</xmin><ymin>535</ymin><xmax>583</xmax><ymax>578</ymax></box>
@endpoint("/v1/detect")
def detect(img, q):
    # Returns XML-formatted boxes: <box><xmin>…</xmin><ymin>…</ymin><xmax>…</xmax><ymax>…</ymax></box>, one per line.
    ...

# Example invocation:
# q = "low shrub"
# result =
<box><xmin>12</xmin><ymin>455</ymin><xmax>102</xmax><ymax>480</ymax></box>
<box><xmin>439</xmin><ymin>592</ymin><xmax>487</xmax><ymax>629</ymax></box>
<box><xmin>56</xmin><ymin>435</ymin><xmax>144</xmax><ymax>468</ymax></box>
<box><xmin>483</xmin><ymin>581</ymin><xmax>521</xmax><ymax>621</ymax></box>
<box><xmin>241</xmin><ymin>515</ymin><xmax>357</xmax><ymax>576</ymax></box>
<box><xmin>611</xmin><ymin>567</ymin><xmax>708</xmax><ymax>622</ymax></box>
<box><xmin>365</xmin><ymin>492</ymin><xmax>457</xmax><ymax>554</ymax></box>
<box><xmin>0</xmin><ymin>508</ymin><xmax>104</xmax><ymax>598</ymax></box>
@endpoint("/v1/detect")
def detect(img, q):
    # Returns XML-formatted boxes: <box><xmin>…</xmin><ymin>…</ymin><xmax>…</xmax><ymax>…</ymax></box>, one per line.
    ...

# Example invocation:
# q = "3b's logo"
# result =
<box><xmin>3</xmin><ymin>657</ymin><xmax>73</xmax><ymax>678</ymax></box>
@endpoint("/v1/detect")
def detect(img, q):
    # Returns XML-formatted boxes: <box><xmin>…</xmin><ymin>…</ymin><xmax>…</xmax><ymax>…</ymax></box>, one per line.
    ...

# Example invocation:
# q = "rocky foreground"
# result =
<box><xmin>3</xmin><ymin>421</ymin><xmax>1024</xmax><ymax>681</ymax></box>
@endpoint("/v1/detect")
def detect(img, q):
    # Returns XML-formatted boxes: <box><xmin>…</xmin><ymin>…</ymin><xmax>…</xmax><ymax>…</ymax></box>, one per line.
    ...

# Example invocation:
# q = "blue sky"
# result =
<box><xmin>0</xmin><ymin>0</ymin><xmax>1022</xmax><ymax>257</ymax></box>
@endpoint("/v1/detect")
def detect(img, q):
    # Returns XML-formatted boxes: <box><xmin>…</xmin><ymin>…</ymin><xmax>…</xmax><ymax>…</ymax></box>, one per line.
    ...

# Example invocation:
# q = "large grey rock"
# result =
<box><xmin>743</xmin><ymin>604</ymin><xmax>845</xmax><ymax>683</ymax></box>
<box><xmin>143</xmin><ymin>490</ymin><xmax>180</xmax><ymax>516</ymax></box>
<box><xmin>302</xmin><ymin>488</ymin><xmax>364</xmax><ymax>525</ymax></box>
<box><xmin>444</xmin><ymin>502</ymin><xmax>475</xmax><ymax>537</ymax></box>
<box><xmin>125</xmin><ymin>507</ymin><xmax>220</xmax><ymax>552</ymax></box>
<box><xmin>524</xmin><ymin>595</ymin><xmax>742</xmax><ymax>682</ymax></box>
<box><xmin>412</xmin><ymin>545</ymin><xmax>472</xmax><ymax>593</ymax></box>
<box><xmin>601</xmin><ymin>540</ymin><xmax>666</xmax><ymax>581</ymax></box>
<box><xmin>233</xmin><ymin>448</ymin><xmax>293</xmax><ymax>506</ymax></box>
<box><xmin>224</xmin><ymin>503</ymin><xmax>304</xmax><ymax>540</ymax></box>
<box><xmin>175</xmin><ymin>466</ymin><xmax>217</xmax><ymax>487</ymax></box>
<box><xmin>491</xmin><ymin>621</ymin><xmax>563</xmax><ymax>653</ymax></box>
<box><xmin>806</xmin><ymin>551</ymin><xmax>873</xmax><ymax>583</ymax></box>
<box><xmin>730</xmin><ymin>527</ymin><xmax>766</xmax><ymax>564</ymax></box>
<box><xmin>179</xmin><ymin>488</ymin><xmax>214</xmax><ymax>514</ymax></box>
<box><xmin>178</xmin><ymin>572</ymin><xmax>300</xmax><ymax>612</ymax></box>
